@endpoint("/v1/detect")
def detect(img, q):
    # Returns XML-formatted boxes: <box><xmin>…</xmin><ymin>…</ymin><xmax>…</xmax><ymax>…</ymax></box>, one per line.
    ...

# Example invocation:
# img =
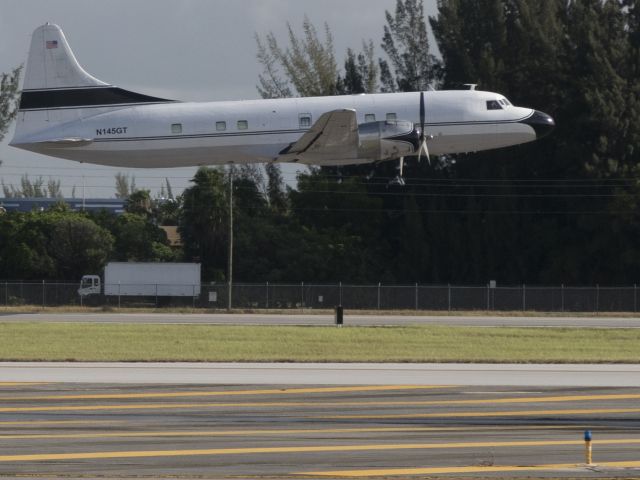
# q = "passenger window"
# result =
<box><xmin>299</xmin><ymin>114</ymin><xmax>312</xmax><ymax>128</ymax></box>
<box><xmin>486</xmin><ymin>100</ymin><xmax>503</xmax><ymax>110</ymax></box>
<box><xmin>237</xmin><ymin>120</ymin><xmax>248</xmax><ymax>130</ymax></box>
<box><xmin>171</xmin><ymin>123</ymin><xmax>182</xmax><ymax>134</ymax></box>
<box><xmin>365</xmin><ymin>114</ymin><xmax>376</xmax><ymax>122</ymax></box>
<box><xmin>386</xmin><ymin>113</ymin><xmax>397</xmax><ymax>121</ymax></box>
<box><xmin>216</xmin><ymin>121</ymin><xmax>226</xmax><ymax>131</ymax></box>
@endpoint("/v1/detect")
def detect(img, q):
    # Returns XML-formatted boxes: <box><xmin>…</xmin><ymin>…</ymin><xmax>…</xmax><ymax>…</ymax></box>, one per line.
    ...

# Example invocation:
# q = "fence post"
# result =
<box><xmin>448</xmin><ymin>283</ymin><xmax>451</xmax><ymax>311</ymax></box>
<box><xmin>42</xmin><ymin>280</ymin><xmax>45</xmax><ymax>308</ymax></box>
<box><xmin>301</xmin><ymin>281</ymin><xmax>304</xmax><ymax>310</ymax></box>
<box><xmin>561</xmin><ymin>284</ymin><xmax>564</xmax><ymax>312</ymax></box>
<box><xmin>377</xmin><ymin>282</ymin><xmax>381</xmax><ymax>310</ymax></box>
<box><xmin>486</xmin><ymin>284</ymin><xmax>490</xmax><ymax>311</ymax></box>
<box><xmin>155</xmin><ymin>283</ymin><xmax>158</xmax><ymax>308</ymax></box>
<box><xmin>415</xmin><ymin>283</ymin><xmax>418</xmax><ymax>311</ymax></box>
<box><xmin>118</xmin><ymin>282</ymin><xmax>121</xmax><ymax>309</ymax></box>
<box><xmin>266</xmin><ymin>281</ymin><xmax>269</xmax><ymax>309</ymax></box>
<box><xmin>523</xmin><ymin>284</ymin><xmax>526</xmax><ymax>311</ymax></box>
<box><xmin>4</xmin><ymin>281</ymin><xmax>7</xmax><ymax>307</ymax></box>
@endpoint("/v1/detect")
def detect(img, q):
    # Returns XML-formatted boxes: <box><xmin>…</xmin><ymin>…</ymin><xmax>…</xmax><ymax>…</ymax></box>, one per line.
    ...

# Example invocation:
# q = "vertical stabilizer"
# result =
<box><xmin>23</xmin><ymin>23</ymin><xmax>108</xmax><ymax>90</ymax></box>
<box><xmin>11</xmin><ymin>24</ymin><xmax>173</xmax><ymax>145</ymax></box>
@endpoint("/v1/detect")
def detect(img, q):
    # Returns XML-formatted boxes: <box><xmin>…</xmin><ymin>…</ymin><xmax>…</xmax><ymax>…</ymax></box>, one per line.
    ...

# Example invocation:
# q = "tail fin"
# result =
<box><xmin>12</xmin><ymin>24</ymin><xmax>173</xmax><ymax>143</ymax></box>
<box><xmin>23</xmin><ymin>23</ymin><xmax>108</xmax><ymax>91</ymax></box>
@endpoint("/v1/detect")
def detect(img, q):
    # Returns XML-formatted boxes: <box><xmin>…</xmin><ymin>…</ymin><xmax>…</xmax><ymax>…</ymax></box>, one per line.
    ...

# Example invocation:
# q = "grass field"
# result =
<box><xmin>1</xmin><ymin>323</ymin><xmax>639</xmax><ymax>362</ymax></box>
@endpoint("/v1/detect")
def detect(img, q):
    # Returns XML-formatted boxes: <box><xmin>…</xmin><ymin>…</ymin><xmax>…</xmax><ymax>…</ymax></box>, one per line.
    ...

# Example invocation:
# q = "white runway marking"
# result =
<box><xmin>1</xmin><ymin>362</ymin><xmax>639</xmax><ymax>386</ymax></box>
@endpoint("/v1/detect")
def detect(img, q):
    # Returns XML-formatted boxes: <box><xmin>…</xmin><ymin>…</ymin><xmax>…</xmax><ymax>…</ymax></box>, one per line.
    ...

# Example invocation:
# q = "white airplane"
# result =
<box><xmin>11</xmin><ymin>24</ymin><xmax>554</xmax><ymax>179</ymax></box>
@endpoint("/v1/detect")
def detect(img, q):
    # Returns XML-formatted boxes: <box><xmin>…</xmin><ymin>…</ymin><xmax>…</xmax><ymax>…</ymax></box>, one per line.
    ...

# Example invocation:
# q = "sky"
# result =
<box><xmin>0</xmin><ymin>0</ymin><xmax>437</xmax><ymax>198</ymax></box>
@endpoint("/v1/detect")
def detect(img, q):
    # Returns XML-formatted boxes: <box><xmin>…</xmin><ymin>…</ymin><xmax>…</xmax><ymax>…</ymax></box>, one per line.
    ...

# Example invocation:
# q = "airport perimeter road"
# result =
<box><xmin>3</xmin><ymin>312</ymin><xmax>640</xmax><ymax>327</ymax></box>
<box><xmin>0</xmin><ymin>382</ymin><xmax>639</xmax><ymax>478</ymax></box>
<box><xmin>2</xmin><ymin>362</ymin><xmax>640</xmax><ymax>386</ymax></box>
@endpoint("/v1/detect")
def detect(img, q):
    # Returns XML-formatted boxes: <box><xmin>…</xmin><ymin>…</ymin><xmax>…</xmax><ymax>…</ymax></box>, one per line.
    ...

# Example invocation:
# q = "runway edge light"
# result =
<box><xmin>584</xmin><ymin>430</ymin><xmax>593</xmax><ymax>465</ymax></box>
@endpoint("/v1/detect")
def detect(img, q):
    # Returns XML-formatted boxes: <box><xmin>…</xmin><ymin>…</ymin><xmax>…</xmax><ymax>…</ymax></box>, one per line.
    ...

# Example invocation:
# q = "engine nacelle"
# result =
<box><xmin>358</xmin><ymin>120</ymin><xmax>420</xmax><ymax>161</ymax></box>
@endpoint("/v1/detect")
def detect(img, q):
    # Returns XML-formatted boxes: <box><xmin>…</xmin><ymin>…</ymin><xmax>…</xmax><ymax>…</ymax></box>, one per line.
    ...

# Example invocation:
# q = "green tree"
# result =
<box><xmin>111</xmin><ymin>212</ymin><xmax>174</xmax><ymax>262</ymax></box>
<box><xmin>48</xmin><ymin>215</ymin><xmax>113</xmax><ymax>279</ymax></box>
<box><xmin>114</xmin><ymin>173</ymin><xmax>136</xmax><ymax>199</ymax></box>
<box><xmin>380</xmin><ymin>0</ymin><xmax>438</xmax><ymax>92</ymax></box>
<box><xmin>425</xmin><ymin>0</ymin><xmax>640</xmax><ymax>285</ymax></box>
<box><xmin>337</xmin><ymin>42</ymin><xmax>379</xmax><ymax>94</ymax></box>
<box><xmin>256</xmin><ymin>17</ymin><xmax>339</xmax><ymax>97</ymax></box>
<box><xmin>0</xmin><ymin>210</ymin><xmax>112</xmax><ymax>280</ymax></box>
<box><xmin>47</xmin><ymin>178</ymin><xmax>63</xmax><ymax>198</ymax></box>
<box><xmin>265</xmin><ymin>163</ymin><xmax>288</xmax><ymax>213</ymax></box>
<box><xmin>0</xmin><ymin>66</ymin><xmax>21</xmax><ymax>143</ymax></box>
<box><xmin>125</xmin><ymin>189</ymin><xmax>153</xmax><ymax>216</ymax></box>
<box><xmin>155</xmin><ymin>196</ymin><xmax>182</xmax><ymax>226</ymax></box>
<box><xmin>179</xmin><ymin>167</ymin><xmax>229</xmax><ymax>281</ymax></box>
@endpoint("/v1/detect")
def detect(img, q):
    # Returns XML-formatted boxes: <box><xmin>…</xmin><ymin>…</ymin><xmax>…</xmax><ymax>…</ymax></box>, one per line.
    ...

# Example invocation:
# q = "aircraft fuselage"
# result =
<box><xmin>13</xmin><ymin>90</ymin><xmax>551</xmax><ymax>168</ymax></box>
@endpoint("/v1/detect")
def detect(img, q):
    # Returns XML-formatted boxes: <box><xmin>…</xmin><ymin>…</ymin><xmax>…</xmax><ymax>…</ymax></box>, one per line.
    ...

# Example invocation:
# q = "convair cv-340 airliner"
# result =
<box><xmin>11</xmin><ymin>24</ymin><xmax>555</xmax><ymax>178</ymax></box>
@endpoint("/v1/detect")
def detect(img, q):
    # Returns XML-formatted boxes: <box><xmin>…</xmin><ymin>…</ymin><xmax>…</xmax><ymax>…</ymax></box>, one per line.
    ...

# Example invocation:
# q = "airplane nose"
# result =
<box><xmin>521</xmin><ymin>110</ymin><xmax>555</xmax><ymax>138</ymax></box>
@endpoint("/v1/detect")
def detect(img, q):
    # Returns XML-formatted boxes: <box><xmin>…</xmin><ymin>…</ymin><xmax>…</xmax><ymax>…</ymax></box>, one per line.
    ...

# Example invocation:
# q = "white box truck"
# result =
<box><xmin>78</xmin><ymin>262</ymin><xmax>201</xmax><ymax>297</ymax></box>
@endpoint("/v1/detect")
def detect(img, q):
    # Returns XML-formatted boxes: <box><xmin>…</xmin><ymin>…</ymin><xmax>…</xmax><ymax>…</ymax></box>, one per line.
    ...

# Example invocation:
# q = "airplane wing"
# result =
<box><xmin>276</xmin><ymin>109</ymin><xmax>359</xmax><ymax>163</ymax></box>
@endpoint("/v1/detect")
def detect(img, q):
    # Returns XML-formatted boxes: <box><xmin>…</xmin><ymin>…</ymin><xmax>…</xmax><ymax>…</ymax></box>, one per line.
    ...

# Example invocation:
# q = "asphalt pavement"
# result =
<box><xmin>0</xmin><ymin>382</ymin><xmax>639</xmax><ymax>478</ymax></box>
<box><xmin>3</xmin><ymin>311</ymin><xmax>640</xmax><ymax>327</ymax></box>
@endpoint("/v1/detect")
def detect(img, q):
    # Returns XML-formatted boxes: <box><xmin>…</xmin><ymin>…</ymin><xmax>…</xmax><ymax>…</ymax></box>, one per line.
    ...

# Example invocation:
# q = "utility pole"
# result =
<box><xmin>227</xmin><ymin>166</ymin><xmax>233</xmax><ymax>311</ymax></box>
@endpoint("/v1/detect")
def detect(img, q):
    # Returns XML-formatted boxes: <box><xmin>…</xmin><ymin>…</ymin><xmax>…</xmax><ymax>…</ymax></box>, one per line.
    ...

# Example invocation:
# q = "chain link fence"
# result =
<box><xmin>1</xmin><ymin>281</ymin><xmax>640</xmax><ymax>312</ymax></box>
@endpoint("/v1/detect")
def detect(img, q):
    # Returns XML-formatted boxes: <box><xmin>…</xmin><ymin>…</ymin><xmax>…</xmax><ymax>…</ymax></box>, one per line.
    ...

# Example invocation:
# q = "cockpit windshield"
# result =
<box><xmin>487</xmin><ymin>97</ymin><xmax>512</xmax><ymax>110</ymax></box>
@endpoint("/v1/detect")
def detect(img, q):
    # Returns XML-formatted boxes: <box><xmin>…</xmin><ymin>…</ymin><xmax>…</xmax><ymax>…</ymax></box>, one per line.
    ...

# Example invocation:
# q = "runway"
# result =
<box><xmin>3</xmin><ymin>311</ymin><xmax>640</xmax><ymax>327</ymax></box>
<box><xmin>0</xmin><ymin>382</ymin><xmax>639</xmax><ymax>478</ymax></box>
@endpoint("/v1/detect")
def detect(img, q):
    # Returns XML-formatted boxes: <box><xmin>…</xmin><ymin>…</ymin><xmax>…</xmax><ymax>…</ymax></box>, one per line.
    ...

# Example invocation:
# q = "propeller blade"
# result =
<box><xmin>418</xmin><ymin>91</ymin><xmax>429</xmax><ymax>163</ymax></box>
<box><xmin>417</xmin><ymin>139</ymin><xmax>430</xmax><ymax>165</ymax></box>
<box><xmin>423</xmin><ymin>139</ymin><xmax>431</xmax><ymax>165</ymax></box>
<box><xmin>420</xmin><ymin>91</ymin><xmax>425</xmax><ymax>136</ymax></box>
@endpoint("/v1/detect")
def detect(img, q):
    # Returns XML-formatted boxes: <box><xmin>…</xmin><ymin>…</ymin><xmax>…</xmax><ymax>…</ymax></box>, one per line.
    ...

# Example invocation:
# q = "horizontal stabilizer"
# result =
<box><xmin>31</xmin><ymin>138</ymin><xmax>93</xmax><ymax>147</ymax></box>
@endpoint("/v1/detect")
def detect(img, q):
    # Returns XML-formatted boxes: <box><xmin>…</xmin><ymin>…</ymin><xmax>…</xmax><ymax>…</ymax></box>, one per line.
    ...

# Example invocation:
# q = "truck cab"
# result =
<box><xmin>78</xmin><ymin>275</ymin><xmax>101</xmax><ymax>297</ymax></box>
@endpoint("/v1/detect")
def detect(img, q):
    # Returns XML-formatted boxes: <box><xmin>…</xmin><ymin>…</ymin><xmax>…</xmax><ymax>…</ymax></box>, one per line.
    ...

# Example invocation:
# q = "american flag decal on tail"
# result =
<box><xmin>46</xmin><ymin>40</ymin><xmax>58</xmax><ymax>49</ymax></box>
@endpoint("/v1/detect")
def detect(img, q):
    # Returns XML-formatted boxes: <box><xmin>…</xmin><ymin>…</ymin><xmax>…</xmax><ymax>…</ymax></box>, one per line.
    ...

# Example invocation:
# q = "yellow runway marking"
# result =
<box><xmin>0</xmin><ymin>420</ymin><xmax>117</xmax><ymax>427</ymax></box>
<box><xmin>0</xmin><ymin>385</ymin><xmax>448</xmax><ymax>401</ymax></box>
<box><xmin>300</xmin><ymin>461</ymin><xmax>640</xmax><ymax>477</ymax></box>
<box><xmin>440</xmin><ymin>393</ymin><xmax>640</xmax><ymax>405</ymax></box>
<box><xmin>0</xmin><ymin>382</ymin><xmax>50</xmax><ymax>387</ymax></box>
<box><xmin>4</xmin><ymin>399</ymin><xmax>640</xmax><ymax>414</ymax></box>
<box><xmin>319</xmin><ymin>407</ymin><xmax>640</xmax><ymax>419</ymax></box>
<box><xmin>0</xmin><ymin>425</ymin><xmax>575</xmax><ymax>440</ymax></box>
<box><xmin>2</xmin><ymin>439</ymin><xmax>640</xmax><ymax>462</ymax></box>
<box><xmin>0</xmin><ymin>401</ymin><xmax>442</xmax><ymax>413</ymax></box>
<box><xmin>4</xmin><ymin>391</ymin><xmax>639</xmax><ymax>409</ymax></box>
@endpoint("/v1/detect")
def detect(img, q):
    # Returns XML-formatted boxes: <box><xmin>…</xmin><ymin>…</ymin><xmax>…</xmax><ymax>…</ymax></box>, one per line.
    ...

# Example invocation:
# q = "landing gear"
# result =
<box><xmin>389</xmin><ymin>176</ymin><xmax>405</xmax><ymax>186</ymax></box>
<box><xmin>389</xmin><ymin>157</ymin><xmax>406</xmax><ymax>186</ymax></box>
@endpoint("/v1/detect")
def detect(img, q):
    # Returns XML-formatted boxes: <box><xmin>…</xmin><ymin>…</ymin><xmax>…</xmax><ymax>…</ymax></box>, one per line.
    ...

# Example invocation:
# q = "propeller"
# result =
<box><xmin>417</xmin><ymin>91</ymin><xmax>431</xmax><ymax>165</ymax></box>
